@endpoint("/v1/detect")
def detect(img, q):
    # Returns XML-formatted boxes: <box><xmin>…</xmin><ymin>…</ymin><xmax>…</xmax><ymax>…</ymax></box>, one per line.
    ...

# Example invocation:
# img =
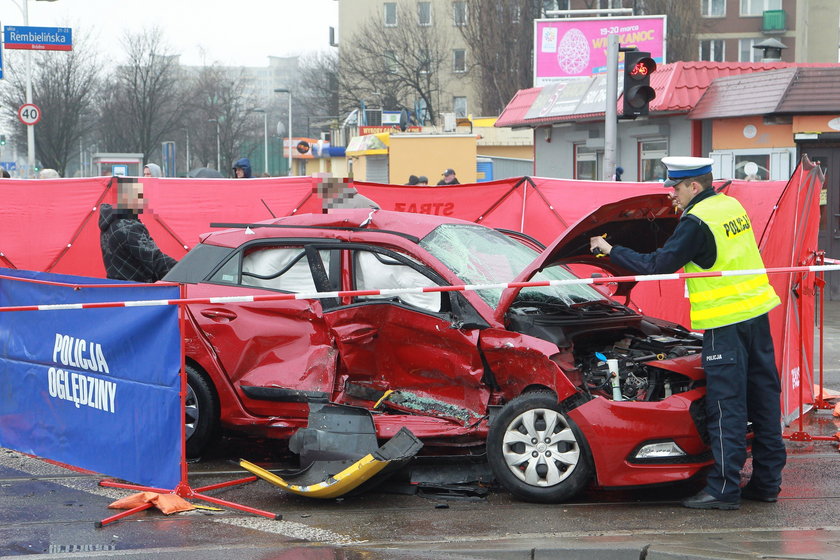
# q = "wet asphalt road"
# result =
<box><xmin>1</xmin><ymin>305</ymin><xmax>839</xmax><ymax>559</ymax></box>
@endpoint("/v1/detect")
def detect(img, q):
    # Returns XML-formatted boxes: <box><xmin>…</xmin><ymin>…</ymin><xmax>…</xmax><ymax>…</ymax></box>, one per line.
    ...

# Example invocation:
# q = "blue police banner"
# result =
<box><xmin>0</xmin><ymin>269</ymin><xmax>181</xmax><ymax>489</ymax></box>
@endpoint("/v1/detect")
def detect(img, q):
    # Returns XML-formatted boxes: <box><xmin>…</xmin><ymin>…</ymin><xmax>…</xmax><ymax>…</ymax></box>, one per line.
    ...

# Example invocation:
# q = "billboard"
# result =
<box><xmin>534</xmin><ymin>16</ymin><xmax>666</xmax><ymax>86</ymax></box>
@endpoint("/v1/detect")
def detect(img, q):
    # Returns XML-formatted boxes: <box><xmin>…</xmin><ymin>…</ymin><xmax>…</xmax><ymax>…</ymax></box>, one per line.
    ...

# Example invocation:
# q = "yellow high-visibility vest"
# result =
<box><xmin>684</xmin><ymin>193</ymin><xmax>780</xmax><ymax>330</ymax></box>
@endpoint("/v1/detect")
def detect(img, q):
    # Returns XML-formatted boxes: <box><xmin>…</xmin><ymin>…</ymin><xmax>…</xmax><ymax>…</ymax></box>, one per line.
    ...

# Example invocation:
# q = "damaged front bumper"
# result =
<box><xmin>240</xmin><ymin>403</ymin><xmax>423</xmax><ymax>499</ymax></box>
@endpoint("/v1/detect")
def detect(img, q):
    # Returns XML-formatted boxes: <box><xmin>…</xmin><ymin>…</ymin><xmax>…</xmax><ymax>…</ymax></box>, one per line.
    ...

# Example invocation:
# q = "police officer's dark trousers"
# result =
<box><xmin>701</xmin><ymin>312</ymin><xmax>786</xmax><ymax>501</ymax></box>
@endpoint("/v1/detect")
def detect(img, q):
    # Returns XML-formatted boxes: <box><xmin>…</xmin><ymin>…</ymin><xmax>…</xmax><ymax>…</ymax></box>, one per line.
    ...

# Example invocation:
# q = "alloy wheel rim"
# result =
<box><xmin>184</xmin><ymin>383</ymin><xmax>198</xmax><ymax>439</ymax></box>
<box><xmin>501</xmin><ymin>407</ymin><xmax>580</xmax><ymax>487</ymax></box>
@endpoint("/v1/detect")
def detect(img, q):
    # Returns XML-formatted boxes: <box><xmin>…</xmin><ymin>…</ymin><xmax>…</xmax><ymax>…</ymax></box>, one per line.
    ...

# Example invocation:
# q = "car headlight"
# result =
<box><xmin>634</xmin><ymin>441</ymin><xmax>687</xmax><ymax>459</ymax></box>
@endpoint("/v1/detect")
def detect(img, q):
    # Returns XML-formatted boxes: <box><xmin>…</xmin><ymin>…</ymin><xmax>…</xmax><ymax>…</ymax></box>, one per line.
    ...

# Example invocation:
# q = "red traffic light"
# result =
<box><xmin>622</xmin><ymin>51</ymin><xmax>656</xmax><ymax>118</ymax></box>
<box><xmin>628</xmin><ymin>58</ymin><xmax>656</xmax><ymax>80</ymax></box>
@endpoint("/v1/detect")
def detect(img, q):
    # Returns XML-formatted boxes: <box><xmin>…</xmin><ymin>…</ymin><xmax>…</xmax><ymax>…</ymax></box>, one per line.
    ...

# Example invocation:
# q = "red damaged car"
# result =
<box><xmin>163</xmin><ymin>198</ymin><xmax>711</xmax><ymax>503</ymax></box>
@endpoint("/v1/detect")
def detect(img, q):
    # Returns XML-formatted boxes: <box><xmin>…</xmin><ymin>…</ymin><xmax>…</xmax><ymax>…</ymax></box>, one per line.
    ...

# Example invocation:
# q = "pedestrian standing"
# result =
<box><xmin>589</xmin><ymin>156</ymin><xmax>786</xmax><ymax>510</ymax></box>
<box><xmin>99</xmin><ymin>178</ymin><xmax>177</xmax><ymax>282</ymax></box>
<box><xmin>143</xmin><ymin>163</ymin><xmax>162</xmax><ymax>177</ymax></box>
<box><xmin>232</xmin><ymin>158</ymin><xmax>253</xmax><ymax>178</ymax></box>
<box><xmin>437</xmin><ymin>168</ymin><xmax>460</xmax><ymax>185</ymax></box>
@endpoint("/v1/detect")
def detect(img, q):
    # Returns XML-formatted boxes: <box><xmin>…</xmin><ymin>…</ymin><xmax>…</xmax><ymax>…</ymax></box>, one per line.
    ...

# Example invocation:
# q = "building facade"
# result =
<box><xmin>336</xmin><ymin>0</ymin><xmax>479</xmax><ymax>121</ymax></box>
<box><xmin>696</xmin><ymin>0</ymin><xmax>839</xmax><ymax>64</ymax></box>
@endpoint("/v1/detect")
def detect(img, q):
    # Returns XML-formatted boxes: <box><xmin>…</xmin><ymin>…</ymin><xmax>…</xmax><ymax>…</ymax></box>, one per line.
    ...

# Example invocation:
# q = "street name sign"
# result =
<box><xmin>4</xmin><ymin>26</ymin><xmax>72</xmax><ymax>51</ymax></box>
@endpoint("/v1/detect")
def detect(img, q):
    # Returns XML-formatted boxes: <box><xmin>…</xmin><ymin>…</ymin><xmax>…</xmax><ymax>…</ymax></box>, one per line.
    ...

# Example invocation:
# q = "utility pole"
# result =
<box><xmin>603</xmin><ymin>34</ymin><xmax>618</xmax><ymax>181</ymax></box>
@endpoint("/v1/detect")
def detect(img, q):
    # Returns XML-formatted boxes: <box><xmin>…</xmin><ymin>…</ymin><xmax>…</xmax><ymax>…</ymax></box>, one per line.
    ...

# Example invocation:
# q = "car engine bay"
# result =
<box><xmin>507</xmin><ymin>298</ymin><xmax>703</xmax><ymax>402</ymax></box>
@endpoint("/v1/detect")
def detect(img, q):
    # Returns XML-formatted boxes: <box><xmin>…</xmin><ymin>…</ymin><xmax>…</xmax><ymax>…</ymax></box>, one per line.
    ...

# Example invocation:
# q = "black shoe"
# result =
<box><xmin>681</xmin><ymin>490</ymin><xmax>740</xmax><ymax>510</ymax></box>
<box><xmin>740</xmin><ymin>485</ymin><xmax>779</xmax><ymax>503</ymax></box>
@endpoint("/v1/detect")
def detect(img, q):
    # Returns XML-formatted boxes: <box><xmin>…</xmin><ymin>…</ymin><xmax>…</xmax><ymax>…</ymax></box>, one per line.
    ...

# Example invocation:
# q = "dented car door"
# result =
<box><xmin>186</xmin><ymin>244</ymin><xmax>337</xmax><ymax>418</ymax></box>
<box><xmin>326</xmin><ymin>247</ymin><xmax>490</xmax><ymax>424</ymax></box>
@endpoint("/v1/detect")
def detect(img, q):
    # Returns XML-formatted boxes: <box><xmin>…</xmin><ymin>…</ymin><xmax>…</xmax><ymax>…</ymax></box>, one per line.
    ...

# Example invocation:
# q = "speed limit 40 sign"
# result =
<box><xmin>18</xmin><ymin>103</ymin><xmax>41</xmax><ymax>125</ymax></box>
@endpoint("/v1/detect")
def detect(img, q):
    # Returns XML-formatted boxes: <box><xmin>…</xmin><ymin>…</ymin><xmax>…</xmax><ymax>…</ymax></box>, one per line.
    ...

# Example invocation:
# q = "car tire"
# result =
<box><xmin>185</xmin><ymin>364</ymin><xmax>219</xmax><ymax>459</ymax></box>
<box><xmin>487</xmin><ymin>391</ymin><xmax>593</xmax><ymax>503</ymax></box>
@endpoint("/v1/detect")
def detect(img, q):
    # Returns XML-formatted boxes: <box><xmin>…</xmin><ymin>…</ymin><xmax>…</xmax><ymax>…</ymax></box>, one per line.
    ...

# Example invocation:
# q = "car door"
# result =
<box><xmin>325</xmin><ymin>246</ymin><xmax>490</xmax><ymax>423</ymax></box>
<box><xmin>185</xmin><ymin>243</ymin><xmax>338</xmax><ymax>418</ymax></box>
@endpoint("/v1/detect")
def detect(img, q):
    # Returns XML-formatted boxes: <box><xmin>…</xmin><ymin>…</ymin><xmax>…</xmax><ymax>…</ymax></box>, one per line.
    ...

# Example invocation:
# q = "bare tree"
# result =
<box><xmin>0</xmin><ymin>35</ymin><xmax>101</xmax><ymax>176</ymax></box>
<box><xmin>181</xmin><ymin>64</ymin><xmax>261</xmax><ymax>175</ymax></box>
<box><xmin>459</xmin><ymin>1</ymin><xmax>543</xmax><ymax>115</ymax></box>
<box><xmin>630</xmin><ymin>0</ymin><xmax>701</xmax><ymax>63</ymax></box>
<box><xmin>298</xmin><ymin>51</ymin><xmax>340</xmax><ymax>120</ymax></box>
<box><xmin>338</xmin><ymin>0</ymin><xmax>450</xmax><ymax>125</ymax></box>
<box><xmin>96</xmin><ymin>28</ymin><xmax>186</xmax><ymax>163</ymax></box>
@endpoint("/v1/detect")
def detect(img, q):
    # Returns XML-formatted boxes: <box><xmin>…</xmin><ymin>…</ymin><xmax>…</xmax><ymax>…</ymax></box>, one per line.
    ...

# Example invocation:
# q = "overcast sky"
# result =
<box><xmin>0</xmin><ymin>0</ymin><xmax>339</xmax><ymax>67</ymax></box>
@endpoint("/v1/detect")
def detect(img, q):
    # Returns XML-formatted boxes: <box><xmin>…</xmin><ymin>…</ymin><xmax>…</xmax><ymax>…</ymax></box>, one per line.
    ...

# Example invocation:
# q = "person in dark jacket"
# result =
<box><xmin>590</xmin><ymin>156</ymin><xmax>785</xmax><ymax>511</ymax></box>
<box><xmin>436</xmin><ymin>168</ymin><xmax>460</xmax><ymax>185</ymax></box>
<box><xmin>232</xmin><ymin>158</ymin><xmax>253</xmax><ymax>178</ymax></box>
<box><xmin>99</xmin><ymin>178</ymin><xmax>177</xmax><ymax>282</ymax></box>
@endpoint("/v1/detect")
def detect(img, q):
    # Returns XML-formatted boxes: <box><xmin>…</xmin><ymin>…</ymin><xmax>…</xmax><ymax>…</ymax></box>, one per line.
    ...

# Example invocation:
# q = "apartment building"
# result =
<box><xmin>336</xmin><ymin>0</ymin><xmax>478</xmax><ymax>121</ymax></box>
<box><xmin>697</xmin><ymin>0</ymin><xmax>838</xmax><ymax>63</ymax></box>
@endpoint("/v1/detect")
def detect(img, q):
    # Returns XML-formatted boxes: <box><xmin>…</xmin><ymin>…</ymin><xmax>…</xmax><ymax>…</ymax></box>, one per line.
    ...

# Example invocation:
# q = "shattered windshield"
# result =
<box><xmin>420</xmin><ymin>224</ymin><xmax>605</xmax><ymax>309</ymax></box>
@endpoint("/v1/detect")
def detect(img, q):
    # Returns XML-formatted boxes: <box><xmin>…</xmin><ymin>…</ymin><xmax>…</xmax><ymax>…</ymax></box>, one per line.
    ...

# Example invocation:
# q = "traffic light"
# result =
<box><xmin>622</xmin><ymin>51</ymin><xmax>656</xmax><ymax>118</ymax></box>
<box><xmin>0</xmin><ymin>135</ymin><xmax>6</xmax><ymax>146</ymax></box>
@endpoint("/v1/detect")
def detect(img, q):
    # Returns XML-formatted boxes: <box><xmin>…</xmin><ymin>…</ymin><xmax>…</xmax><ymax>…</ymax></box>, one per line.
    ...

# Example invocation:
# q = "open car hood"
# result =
<box><xmin>496</xmin><ymin>193</ymin><xmax>680</xmax><ymax>320</ymax></box>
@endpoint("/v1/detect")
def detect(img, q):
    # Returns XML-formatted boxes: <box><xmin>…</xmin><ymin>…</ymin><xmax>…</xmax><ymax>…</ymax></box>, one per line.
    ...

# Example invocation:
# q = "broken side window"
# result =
<box><xmin>353</xmin><ymin>250</ymin><xmax>442</xmax><ymax>313</ymax></box>
<box><xmin>240</xmin><ymin>246</ymin><xmax>332</xmax><ymax>293</ymax></box>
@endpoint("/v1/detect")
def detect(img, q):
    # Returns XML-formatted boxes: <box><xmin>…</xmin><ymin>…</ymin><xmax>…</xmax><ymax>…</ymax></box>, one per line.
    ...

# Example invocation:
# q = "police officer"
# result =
<box><xmin>589</xmin><ymin>156</ymin><xmax>786</xmax><ymax>510</ymax></box>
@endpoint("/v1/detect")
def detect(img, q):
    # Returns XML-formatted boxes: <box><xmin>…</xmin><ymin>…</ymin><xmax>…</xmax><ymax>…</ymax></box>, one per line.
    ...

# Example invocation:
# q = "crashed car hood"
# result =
<box><xmin>495</xmin><ymin>193</ymin><xmax>679</xmax><ymax>320</ymax></box>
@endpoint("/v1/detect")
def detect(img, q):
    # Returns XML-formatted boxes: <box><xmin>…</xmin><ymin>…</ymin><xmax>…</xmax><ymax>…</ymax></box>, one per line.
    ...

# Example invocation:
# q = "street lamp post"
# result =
<box><xmin>208</xmin><ymin>118</ymin><xmax>221</xmax><ymax>172</ymax></box>
<box><xmin>12</xmin><ymin>0</ymin><xmax>59</xmax><ymax>177</ymax></box>
<box><xmin>23</xmin><ymin>1</ymin><xmax>34</xmax><ymax>177</ymax></box>
<box><xmin>274</xmin><ymin>88</ymin><xmax>292</xmax><ymax>177</ymax></box>
<box><xmin>183</xmin><ymin>128</ymin><xmax>190</xmax><ymax>174</ymax></box>
<box><xmin>253</xmin><ymin>108</ymin><xmax>269</xmax><ymax>175</ymax></box>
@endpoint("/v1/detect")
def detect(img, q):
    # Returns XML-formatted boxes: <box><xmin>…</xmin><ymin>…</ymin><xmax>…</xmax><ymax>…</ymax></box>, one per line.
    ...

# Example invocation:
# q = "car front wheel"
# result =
<box><xmin>487</xmin><ymin>392</ymin><xmax>593</xmax><ymax>503</ymax></box>
<box><xmin>185</xmin><ymin>364</ymin><xmax>219</xmax><ymax>459</ymax></box>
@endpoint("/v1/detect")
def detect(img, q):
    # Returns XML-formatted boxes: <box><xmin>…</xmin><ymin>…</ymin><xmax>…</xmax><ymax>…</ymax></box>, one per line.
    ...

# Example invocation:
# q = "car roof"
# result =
<box><xmin>199</xmin><ymin>209</ymin><xmax>478</xmax><ymax>248</ymax></box>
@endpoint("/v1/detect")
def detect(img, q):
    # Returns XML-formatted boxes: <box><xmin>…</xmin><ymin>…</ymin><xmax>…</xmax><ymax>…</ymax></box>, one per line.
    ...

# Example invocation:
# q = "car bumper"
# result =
<box><xmin>568</xmin><ymin>388</ymin><xmax>712</xmax><ymax>488</ymax></box>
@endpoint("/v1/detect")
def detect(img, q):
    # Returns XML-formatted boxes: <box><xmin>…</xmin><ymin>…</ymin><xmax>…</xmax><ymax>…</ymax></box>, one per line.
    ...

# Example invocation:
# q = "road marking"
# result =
<box><xmin>216</xmin><ymin>517</ymin><xmax>363</xmax><ymax>545</ymax></box>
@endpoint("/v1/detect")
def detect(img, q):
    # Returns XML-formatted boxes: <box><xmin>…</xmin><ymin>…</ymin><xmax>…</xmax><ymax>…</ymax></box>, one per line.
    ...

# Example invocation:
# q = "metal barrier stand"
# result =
<box><xmin>96</xmin><ymin>285</ymin><xmax>281</xmax><ymax>527</ymax></box>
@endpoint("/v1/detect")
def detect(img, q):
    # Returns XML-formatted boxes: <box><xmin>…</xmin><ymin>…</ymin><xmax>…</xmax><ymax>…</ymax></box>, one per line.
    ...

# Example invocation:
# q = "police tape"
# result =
<box><xmin>1</xmin><ymin>262</ymin><xmax>838</xmax><ymax>313</ymax></box>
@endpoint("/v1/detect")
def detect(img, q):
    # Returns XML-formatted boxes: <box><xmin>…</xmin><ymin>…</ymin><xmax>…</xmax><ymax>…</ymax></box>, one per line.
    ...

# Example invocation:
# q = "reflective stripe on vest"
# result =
<box><xmin>684</xmin><ymin>193</ymin><xmax>780</xmax><ymax>330</ymax></box>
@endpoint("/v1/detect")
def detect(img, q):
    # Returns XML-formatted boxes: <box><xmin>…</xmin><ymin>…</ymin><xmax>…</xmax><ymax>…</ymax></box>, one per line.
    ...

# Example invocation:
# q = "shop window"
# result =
<box><xmin>639</xmin><ymin>138</ymin><xmax>668</xmax><ymax>182</ymax></box>
<box><xmin>734</xmin><ymin>154</ymin><xmax>770</xmax><ymax>180</ymax></box>
<box><xmin>575</xmin><ymin>144</ymin><xmax>602</xmax><ymax>181</ymax></box>
<box><xmin>711</xmin><ymin>148</ymin><xmax>793</xmax><ymax>181</ymax></box>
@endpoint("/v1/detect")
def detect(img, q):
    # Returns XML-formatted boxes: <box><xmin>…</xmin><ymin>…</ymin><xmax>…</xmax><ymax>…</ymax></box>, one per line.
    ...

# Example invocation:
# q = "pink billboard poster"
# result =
<box><xmin>534</xmin><ymin>16</ymin><xmax>666</xmax><ymax>85</ymax></box>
